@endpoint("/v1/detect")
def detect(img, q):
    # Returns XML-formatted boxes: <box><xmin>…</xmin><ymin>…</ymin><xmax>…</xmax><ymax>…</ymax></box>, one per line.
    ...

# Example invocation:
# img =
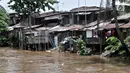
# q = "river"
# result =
<box><xmin>0</xmin><ymin>47</ymin><xmax>130</xmax><ymax>73</ymax></box>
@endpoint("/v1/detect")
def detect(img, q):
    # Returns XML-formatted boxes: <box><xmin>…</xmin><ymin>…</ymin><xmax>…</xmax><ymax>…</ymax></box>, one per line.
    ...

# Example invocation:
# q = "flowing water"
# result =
<box><xmin>0</xmin><ymin>47</ymin><xmax>130</xmax><ymax>73</ymax></box>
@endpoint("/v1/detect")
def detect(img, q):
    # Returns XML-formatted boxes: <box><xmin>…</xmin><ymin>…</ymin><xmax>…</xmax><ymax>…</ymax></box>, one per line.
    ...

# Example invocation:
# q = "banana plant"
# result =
<box><xmin>103</xmin><ymin>37</ymin><xmax>127</xmax><ymax>57</ymax></box>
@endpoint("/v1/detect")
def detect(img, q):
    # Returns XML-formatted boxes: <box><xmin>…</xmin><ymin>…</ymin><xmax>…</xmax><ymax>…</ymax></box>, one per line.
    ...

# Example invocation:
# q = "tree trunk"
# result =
<box><xmin>112</xmin><ymin>0</ymin><xmax>130</xmax><ymax>57</ymax></box>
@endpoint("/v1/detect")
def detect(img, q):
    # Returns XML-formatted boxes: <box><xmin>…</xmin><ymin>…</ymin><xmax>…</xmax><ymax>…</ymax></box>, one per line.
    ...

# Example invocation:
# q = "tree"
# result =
<box><xmin>8</xmin><ymin>0</ymin><xmax>58</xmax><ymax>16</ymax></box>
<box><xmin>0</xmin><ymin>5</ymin><xmax>9</xmax><ymax>46</ymax></box>
<box><xmin>112</xmin><ymin>0</ymin><xmax>130</xmax><ymax>57</ymax></box>
<box><xmin>0</xmin><ymin>5</ymin><xmax>8</xmax><ymax>32</ymax></box>
<box><xmin>7</xmin><ymin>0</ymin><xmax>58</xmax><ymax>49</ymax></box>
<box><xmin>7</xmin><ymin>0</ymin><xmax>58</xmax><ymax>32</ymax></box>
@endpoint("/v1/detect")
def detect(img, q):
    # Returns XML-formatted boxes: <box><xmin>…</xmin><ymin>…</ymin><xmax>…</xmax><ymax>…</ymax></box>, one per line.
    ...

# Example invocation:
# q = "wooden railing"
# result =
<box><xmin>86</xmin><ymin>38</ymin><xmax>100</xmax><ymax>44</ymax></box>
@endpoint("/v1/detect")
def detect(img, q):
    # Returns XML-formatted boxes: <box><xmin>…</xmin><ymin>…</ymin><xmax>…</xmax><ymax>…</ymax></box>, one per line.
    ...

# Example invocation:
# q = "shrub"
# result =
<box><xmin>124</xmin><ymin>36</ymin><xmax>130</xmax><ymax>50</ymax></box>
<box><xmin>102</xmin><ymin>37</ymin><xmax>126</xmax><ymax>57</ymax></box>
<box><xmin>76</xmin><ymin>38</ymin><xmax>92</xmax><ymax>56</ymax></box>
<box><xmin>0</xmin><ymin>36</ymin><xmax>8</xmax><ymax>46</ymax></box>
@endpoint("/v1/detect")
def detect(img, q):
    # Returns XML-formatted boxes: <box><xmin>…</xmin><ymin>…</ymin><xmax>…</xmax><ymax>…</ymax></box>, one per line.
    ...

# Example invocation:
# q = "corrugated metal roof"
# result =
<box><xmin>84</xmin><ymin>26</ymin><xmax>97</xmax><ymax>30</ymax></box>
<box><xmin>49</xmin><ymin>25</ymin><xmax>84</xmax><ymax>32</ymax></box>
<box><xmin>25</xmin><ymin>31</ymin><xmax>38</xmax><ymax>35</ymax></box>
<box><xmin>70</xmin><ymin>6</ymin><xmax>101</xmax><ymax>12</ymax></box>
<box><xmin>31</xmin><ymin>25</ymin><xmax>41</xmax><ymax>28</ymax></box>
<box><xmin>44</xmin><ymin>15</ymin><xmax>61</xmax><ymax>20</ymax></box>
<box><xmin>101</xmin><ymin>23</ymin><xmax>124</xmax><ymax>29</ymax></box>
<box><xmin>39</xmin><ymin>11</ymin><xmax>60</xmax><ymax>18</ymax></box>
<box><xmin>85</xmin><ymin>21</ymin><xmax>98</xmax><ymax>27</ymax></box>
<box><xmin>8</xmin><ymin>23</ymin><xmax>24</xmax><ymax>31</ymax></box>
<box><xmin>117</xmin><ymin>13</ymin><xmax>130</xmax><ymax>20</ymax></box>
<box><xmin>36</xmin><ymin>27</ymin><xmax>50</xmax><ymax>31</ymax></box>
<box><xmin>24</xmin><ymin>25</ymin><xmax>41</xmax><ymax>30</ymax></box>
<box><xmin>84</xmin><ymin>22</ymin><xmax>110</xmax><ymax>30</ymax></box>
<box><xmin>75</xmin><ymin>12</ymin><xmax>92</xmax><ymax>15</ymax></box>
<box><xmin>49</xmin><ymin>25</ymin><xmax>69</xmax><ymax>32</ymax></box>
<box><xmin>68</xmin><ymin>25</ymin><xmax>84</xmax><ymax>31</ymax></box>
<box><xmin>120</xmin><ymin>22</ymin><xmax>130</xmax><ymax>28</ymax></box>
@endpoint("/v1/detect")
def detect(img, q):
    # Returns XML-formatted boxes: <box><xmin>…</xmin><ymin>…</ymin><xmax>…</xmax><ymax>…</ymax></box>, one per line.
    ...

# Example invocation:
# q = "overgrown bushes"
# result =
<box><xmin>124</xmin><ymin>36</ymin><xmax>130</xmax><ymax>50</ymax></box>
<box><xmin>102</xmin><ymin>37</ymin><xmax>129</xmax><ymax>57</ymax></box>
<box><xmin>76</xmin><ymin>38</ymin><xmax>92</xmax><ymax>56</ymax></box>
<box><xmin>0</xmin><ymin>36</ymin><xmax>8</xmax><ymax>46</ymax></box>
<box><xmin>59</xmin><ymin>37</ymin><xmax>92</xmax><ymax>55</ymax></box>
<box><xmin>59</xmin><ymin>36</ymin><xmax>130</xmax><ymax>57</ymax></box>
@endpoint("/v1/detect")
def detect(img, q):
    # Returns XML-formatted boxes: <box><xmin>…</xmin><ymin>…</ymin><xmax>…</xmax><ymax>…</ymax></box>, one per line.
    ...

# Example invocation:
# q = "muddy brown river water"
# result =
<box><xmin>0</xmin><ymin>47</ymin><xmax>130</xmax><ymax>73</ymax></box>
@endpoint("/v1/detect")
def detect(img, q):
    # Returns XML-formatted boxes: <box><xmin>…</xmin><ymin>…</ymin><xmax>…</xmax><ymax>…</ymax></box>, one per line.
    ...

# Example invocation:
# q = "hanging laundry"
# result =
<box><xmin>105</xmin><ymin>32</ymin><xmax>108</xmax><ymax>39</ymax></box>
<box><xmin>108</xmin><ymin>30</ymin><xmax>111</xmax><ymax>37</ymax></box>
<box><xmin>111</xmin><ymin>29</ymin><xmax>115</xmax><ymax>36</ymax></box>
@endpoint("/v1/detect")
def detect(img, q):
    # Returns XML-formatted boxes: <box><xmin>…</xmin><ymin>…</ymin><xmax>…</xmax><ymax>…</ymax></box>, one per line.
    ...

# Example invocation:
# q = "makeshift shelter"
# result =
<box><xmin>8</xmin><ymin>23</ymin><xmax>25</xmax><ymax>48</ymax></box>
<box><xmin>49</xmin><ymin>25</ymin><xmax>70</xmax><ymax>48</ymax></box>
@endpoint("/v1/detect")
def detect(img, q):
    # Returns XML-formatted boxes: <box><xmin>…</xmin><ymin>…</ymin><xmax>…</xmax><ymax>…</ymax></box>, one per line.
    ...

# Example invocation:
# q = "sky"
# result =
<box><xmin>0</xmin><ymin>0</ymin><xmax>103</xmax><ymax>13</ymax></box>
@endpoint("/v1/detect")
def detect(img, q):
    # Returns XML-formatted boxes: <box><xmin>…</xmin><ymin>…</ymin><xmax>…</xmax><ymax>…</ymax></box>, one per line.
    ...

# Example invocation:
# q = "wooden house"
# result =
<box><xmin>24</xmin><ymin>11</ymin><xmax>62</xmax><ymax>50</ymax></box>
<box><xmin>8</xmin><ymin>6</ymin><xmax>114</xmax><ymax>50</ymax></box>
<box><xmin>101</xmin><ymin>13</ymin><xmax>130</xmax><ymax>40</ymax></box>
<box><xmin>64</xmin><ymin>6</ymin><xmax>113</xmax><ymax>49</ymax></box>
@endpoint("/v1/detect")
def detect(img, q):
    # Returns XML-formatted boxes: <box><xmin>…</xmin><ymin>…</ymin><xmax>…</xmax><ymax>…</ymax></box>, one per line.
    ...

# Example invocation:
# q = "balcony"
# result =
<box><xmin>86</xmin><ymin>38</ymin><xmax>100</xmax><ymax>44</ymax></box>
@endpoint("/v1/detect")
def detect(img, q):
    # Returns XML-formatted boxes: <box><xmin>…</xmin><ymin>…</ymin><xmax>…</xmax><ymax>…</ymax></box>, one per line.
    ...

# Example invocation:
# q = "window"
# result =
<box><xmin>86</xmin><ymin>30</ymin><xmax>92</xmax><ymax>38</ymax></box>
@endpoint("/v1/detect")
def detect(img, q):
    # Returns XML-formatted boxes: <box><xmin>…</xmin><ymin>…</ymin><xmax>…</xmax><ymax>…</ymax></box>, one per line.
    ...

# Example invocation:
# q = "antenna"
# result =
<box><xmin>77</xmin><ymin>0</ymin><xmax>80</xmax><ymax>25</ymax></box>
<box><xmin>85</xmin><ymin>0</ymin><xmax>87</xmax><ymax>25</ymax></box>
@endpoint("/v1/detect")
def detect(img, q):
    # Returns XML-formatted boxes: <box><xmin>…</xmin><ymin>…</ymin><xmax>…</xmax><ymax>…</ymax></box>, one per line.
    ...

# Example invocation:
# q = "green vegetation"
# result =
<box><xmin>103</xmin><ymin>37</ymin><xmax>128</xmax><ymax>57</ymax></box>
<box><xmin>76</xmin><ymin>38</ymin><xmax>92</xmax><ymax>56</ymax></box>
<box><xmin>0</xmin><ymin>7</ymin><xmax>8</xmax><ymax>31</ymax></box>
<box><xmin>7</xmin><ymin>0</ymin><xmax>58</xmax><ymax>48</ymax></box>
<box><xmin>0</xmin><ymin>6</ymin><xmax>9</xmax><ymax>46</ymax></box>
<box><xmin>0</xmin><ymin>36</ymin><xmax>8</xmax><ymax>46</ymax></box>
<box><xmin>124</xmin><ymin>36</ymin><xmax>130</xmax><ymax>48</ymax></box>
<box><xmin>8</xmin><ymin>0</ymin><xmax>58</xmax><ymax>16</ymax></box>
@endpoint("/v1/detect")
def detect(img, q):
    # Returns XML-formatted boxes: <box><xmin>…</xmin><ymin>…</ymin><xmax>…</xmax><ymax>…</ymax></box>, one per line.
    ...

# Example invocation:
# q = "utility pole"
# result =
<box><xmin>85</xmin><ymin>0</ymin><xmax>87</xmax><ymax>24</ymax></box>
<box><xmin>112</xmin><ymin>0</ymin><xmax>130</xmax><ymax>57</ymax></box>
<box><xmin>97</xmin><ymin>0</ymin><xmax>103</xmax><ymax>54</ymax></box>
<box><xmin>77</xmin><ymin>0</ymin><xmax>80</xmax><ymax>24</ymax></box>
